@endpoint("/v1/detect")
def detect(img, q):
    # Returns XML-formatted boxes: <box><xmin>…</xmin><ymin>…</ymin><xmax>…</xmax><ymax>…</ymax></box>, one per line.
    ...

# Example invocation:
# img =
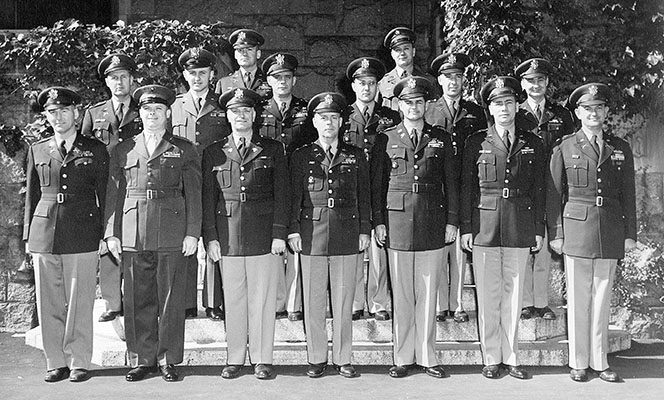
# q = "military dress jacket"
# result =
<box><xmin>105</xmin><ymin>131</ymin><xmax>202</xmax><ymax>252</ymax></box>
<box><xmin>257</xmin><ymin>96</ymin><xmax>315</xmax><ymax>157</ymax></box>
<box><xmin>289</xmin><ymin>141</ymin><xmax>371</xmax><ymax>256</ymax></box>
<box><xmin>81</xmin><ymin>98</ymin><xmax>142</xmax><ymax>152</ymax></box>
<box><xmin>171</xmin><ymin>90</ymin><xmax>230</xmax><ymax>156</ymax></box>
<box><xmin>547</xmin><ymin>130</ymin><xmax>636</xmax><ymax>259</ymax></box>
<box><xmin>201</xmin><ymin>134</ymin><xmax>290</xmax><ymax>256</ymax></box>
<box><xmin>371</xmin><ymin>123</ymin><xmax>459</xmax><ymax>251</ymax></box>
<box><xmin>24</xmin><ymin>134</ymin><xmax>109</xmax><ymax>254</ymax></box>
<box><xmin>424</xmin><ymin>98</ymin><xmax>486</xmax><ymax>160</ymax></box>
<box><xmin>341</xmin><ymin>103</ymin><xmax>400</xmax><ymax>162</ymax></box>
<box><xmin>460</xmin><ymin>126</ymin><xmax>546</xmax><ymax>248</ymax></box>
<box><xmin>377</xmin><ymin>66</ymin><xmax>440</xmax><ymax>111</ymax></box>
<box><xmin>215</xmin><ymin>68</ymin><xmax>271</xmax><ymax>98</ymax></box>
<box><xmin>517</xmin><ymin>100</ymin><xmax>575</xmax><ymax>155</ymax></box>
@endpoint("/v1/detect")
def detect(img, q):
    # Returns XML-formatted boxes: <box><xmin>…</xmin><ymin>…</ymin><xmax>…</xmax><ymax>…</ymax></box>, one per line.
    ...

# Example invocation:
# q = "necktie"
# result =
<box><xmin>504</xmin><ymin>130</ymin><xmax>511</xmax><ymax>150</ymax></box>
<box><xmin>450</xmin><ymin>101</ymin><xmax>457</xmax><ymax>116</ymax></box>
<box><xmin>280</xmin><ymin>102</ymin><xmax>287</xmax><ymax>117</ymax></box>
<box><xmin>238</xmin><ymin>137</ymin><xmax>247</xmax><ymax>158</ymax></box>
<box><xmin>59</xmin><ymin>140</ymin><xmax>68</xmax><ymax>159</ymax></box>
<box><xmin>146</xmin><ymin>134</ymin><xmax>157</xmax><ymax>155</ymax></box>
<box><xmin>400</xmin><ymin>70</ymin><xmax>408</xmax><ymax>79</ymax></box>
<box><xmin>591</xmin><ymin>135</ymin><xmax>601</xmax><ymax>157</ymax></box>
<box><xmin>326</xmin><ymin>146</ymin><xmax>334</xmax><ymax>162</ymax></box>
<box><xmin>411</xmin><ymin>128</ymin><xmax>418</xmax><ymax>148</ymax></box>
<box><xmin>195</xmin><ymin>97</ymin><xmax>203</xmax><ymax>113</ymax></box>
<box><xmin>116</xmin><ymin>103</ymin><xmax>124</xmax><ymax>122</ymax></box>
<box><xmin>363</xmin><ymin>106</ymin><xmax>371</xmax><ymax>122</ymax></box>
<box><xmin>535</xmin><ymin>104</ymin><xmax>542</xmax><ymax>121</ymax></box>
<box><xmin>244</xmin><ymin>71</ymin><xmax>252</xmax><ymax>87</ymax></box>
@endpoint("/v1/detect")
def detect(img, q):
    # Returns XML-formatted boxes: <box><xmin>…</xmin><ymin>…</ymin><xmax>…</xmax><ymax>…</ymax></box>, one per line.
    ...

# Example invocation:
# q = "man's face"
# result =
<box><xmin>351</xmin><ymin>76</ymin><xmax>378</xmax><ymax>104</ymax></box>
<box><xmin>398</xmin><ymin>97</ymin><xmax>426</xmax><ymax>122</ymax></box>
<box><xmin>227</xmin><ymin>106</ymin><xmax>256</xmax><ymax>132</ymax></box>
<box><xmin>43</xmin><ymin>105</ymin><xmax>78</xmax><ymax>135</ymax></box>
<box><xmin>488</xmin><ymin>95</ymin><xmax>517</xmax><ymax>126</ymax></box>
<box><xmin>391</xmin><ymin>43</ymin><xmax>415</xmax><ymax>69</ymax></box>
<box><xmin>139</xmin><ymin>103</ymin><xmax>170</xmax><ymax>131</ymax></box>
<box><xmin>234</xmin><ymin>46</ymin><xmax>260</xmax><ymax>68</ymax></box>
<box><xmin>574</xmin><ymin>103</ymin><xmax>608</xmax><ymax>129</ymax></box>
<box><xmin>438</xmin><ymin>71</ymin><xmax>464</xmax><ymax>99</ymax></box>
<box><xmin>105</xmin><ymin>69</ymin><xmax>133</xmax><ymax>99</ymax></box>
<box><xmin>312</xmin><ymin>112</ymin><xmax>342</xmax><ymax>141</ymax></box>
<box><xmin>521</xmin><ymin>74</ymin><xmax>548</xmax><ymax>101</ymax></box>
<box><xmin>183</xmin><ymin>67</ymin><xmax>213</xmax><ymax>94</ymax></box>
<box><xmin>267</xmin><ymin>71</ymin><xmax>295</xmax><ymax>97</ymax></box>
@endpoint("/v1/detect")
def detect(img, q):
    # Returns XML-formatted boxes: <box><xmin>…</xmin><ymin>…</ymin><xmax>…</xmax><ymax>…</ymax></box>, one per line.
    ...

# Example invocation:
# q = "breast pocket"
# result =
<box><xmin>36</xmin><ymin>159</ymin><xmax>51</xmax><ymax>187</ymax></box>
<box><xmin>123</xmin><ymin>159</ymin><xmax>139</xmax><ymax>187</ymax></box>
<box><xmin>259</xmin><ymin>115</ymin><xmax>277</xmax><ymax>139</ymax></box>
<box><xmin>171</xmin><ymin>118</ymin><xmax>188</xmax><ymax>137</ymax></box>
<box><xmin>306</xmin><ymin>167</ymin><xmax>325</xmax><ymax>191</ymax></box>
<box><xmin>252</xmin><ymin>157</ymin><xmax>274</xmax><ymax>183</ymax></box>
<box><xmin>565</xmin><ymin>159</ymin><xmax>589</xmax><ymax>187</ymax></box>
<box><xmin>477</xmin><ymin>153</ymin><xmax>497</xmax><ymax>182</ymax></box>
<box><xmin>213</xmin><ymin>165</ymin><xmax>232</xmax><ymax>188</ymax></box>
<box><xmin>425</xmin><ymin>151</ymin><xmax>442</xmax><ymax>173</ymax></box>
<box><xmin>74</xmin><ymin>157</ymin><xmax>94</xmax><ymax>168</ymax></box>
<box><xmin>93</xmin><ymin>120</ymin><xmax>111</xmax><ymax>145</ymax></box>
<box><xmin>339</xmin><ymin>164</ymin><xmax>357</xmax><ymax>187</ymax></box>
<box><xmin>387</xmin><ymin>147</ymin><xmax>407</xmax><ymax>176</ymax></box>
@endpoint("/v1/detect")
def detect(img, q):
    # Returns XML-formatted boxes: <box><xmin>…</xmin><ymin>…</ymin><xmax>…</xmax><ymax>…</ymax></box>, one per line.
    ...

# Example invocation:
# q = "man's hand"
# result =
<box><xmin>359</xmin><ymin>234</ymin><xmax>371</xmax><ymax>252</ymax></box>
<box><xmin>288</xmin><ymin>234</ymin><xmax>302</xmax><ymax>253</ymax></box>
<box><xmin>271</xmin><ymin>238</ymin><xmax>286</xmax><ymax>255</ymax></box>
<box><xmin>625</xmin><ymin>238</ymin><xmax>636</xmax><ymax>253</ymax></box>
<box><xmin>106</xmin><ymin>237</ymin><xmax>122</xmax><ymax>262</ymax></box>
<box><xmin>207</xmin><ymin>240</ymin><xmax>222</xmax><ymax>262</ymax></box>
<box><xmin>98</xmin><ymin>239</ymin><xmax>108</xmax><ymax>256</ymax></box>
<box><xmin>531</xmin><ymin>235</ymin><xmax>544</xmax><ymax>253</ymax></box>
<box><xmin>444</xmin><ymin>224</ymin><xmax>458</xmax><ymax>244</ymax></box>
<box><xmin>182</xmin><ymin>235</ymin><xmax>198</xmax><ymax>257</ymax></box>
<box><xmin>549</xmin><ymin>238</ymin><xmax>563</xmax><ymax>255</ymax></box>
<box><xmin>374</xmin><ymin>224</ymin><xmax>387</xmax><ymax>247</ymax></box>
<box><xmin>461</xmin><ymin>233</ymin><xmax>473</xmax><ymax>252</ymax></box>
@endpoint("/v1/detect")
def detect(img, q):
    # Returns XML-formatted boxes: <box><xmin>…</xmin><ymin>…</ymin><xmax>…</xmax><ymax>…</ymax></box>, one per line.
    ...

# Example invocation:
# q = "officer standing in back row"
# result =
<box><xmin>216</xmin><ymin>29</ymin><xmax>271</xmax><ymax>99</ymax></box>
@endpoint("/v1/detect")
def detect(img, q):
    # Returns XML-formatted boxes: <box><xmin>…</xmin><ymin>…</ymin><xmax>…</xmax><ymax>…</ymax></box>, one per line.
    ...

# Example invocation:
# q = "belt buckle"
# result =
<box><xmin>56</xmin><ymin>193</ymin><xmax>64</xmax><ymax>204</ymax></box>
<box><xmin>240</xmin><ymin>192</ymin><xmax>247</xmax><ymax>202</ymax></box>
<box><xmin>146</xmin><ymin>189</ymin><xmax>155</xmax><ymax>200</ymax></box>
<box><xmin>596</xmin><ymin>196</ymin><xmax>604</xmax><ymax>207</ymax></box>
<box><xmin>327</xmin><ymin>198</ymin><xmax>335</xmax><ymax>208</ymax></box>
<box><xmin>502</xmin><ymin>188</ymin><xmax>510</xmax><ymax>199</ymax></box>
<box><xmin>412</xmin><ymin>182</ymin><xmax>420</xmax><ymax>193</ymax></box>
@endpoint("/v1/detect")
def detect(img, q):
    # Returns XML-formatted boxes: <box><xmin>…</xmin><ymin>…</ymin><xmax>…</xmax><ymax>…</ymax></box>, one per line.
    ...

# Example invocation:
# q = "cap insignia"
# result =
<box><xmin>448</xmin><ymin>54</ymin><xmax>457</xmax><ymax>64</ymax></box>
<box><xmin>234</xmin><ymin>88</ymin><xmax>244</xmax><ymax>99</ymax></box>
<box><xmin>530</xmin><ymin>59</ymin><xmax>539</xmax><ymax>71</ymax></box>
<box><xmin>275</xmin><ymin>54</ymin><xmax>285</xmax><ymax>65</ymax></box>
<box><xmin>48</xmin><ymin>89</ymin><xmax>59</xmax><ymax>100</ymax></box>
<box><xmin>361</xmin><ymin>58</ymin><xmax>370</xmax><ymax>69</ymax></box>
<box><xmin>407</xmin><ymin>78</ymin><xmax>417</xmax><ymax>89</ymax></box>
<box><xmin>238</xmin><ymin>31</ymin><xmax>246</xmax><ymax>42</ymax></box>
<box><xmin>191</xmin><ymin>47</ymin><xmax>200</xmax><ymax>59</ymax></box>
<box><xmin>323</xmin><ymin>94</ymin><xmax>334</xmax><ymax>105</ymax></box>
<box><xmin>495</xmin><ymin>78</ymin><xmax>505</xmax><ymax>88</ymax></box>
<box><xmin>110</xmin><ymin>55</ymin><xmax>120</xmax><ymax>66</ymax></box>
<box><xmin>589</xmin><ymin>85</ymin><xmax>598</xmax><ymax>96</ymax></box>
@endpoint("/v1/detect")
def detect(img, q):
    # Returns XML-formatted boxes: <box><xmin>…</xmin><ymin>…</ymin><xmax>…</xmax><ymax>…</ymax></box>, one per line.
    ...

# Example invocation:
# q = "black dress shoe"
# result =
<box><xmin>254</xmin><ymin>364</ymin><xmax>274</xmax><ymax>380</ymax></box>
<box><xmin>221</xmin><ymin>365</ymin><xmax>242</xmax><ymax>379</ymax></box>
<box><xmin>69</xmin><ymin>368</ymin><xmax>89</xmax><ymax>382</ymax></box>
<box><xmin>388</xmin><ymin>364</ymin><xmax>410</xmax><ymax>378</ymax></box>
<box><xmin>352</xmin><ymin>310</ymin><xmax>364</xmax><ymax>321</ymax></box>
<box><xmin>306</xmin><ymin>363</ymin><xmax>326</xmax><ymax>378</ymax></box>
<box><xmin>598</xmin><ymin>368</ymin><xmax>620</xmax><ymax>382</ymax></box>
<box><xmin>159</xmin><ymin>364</ymin><xmax>179</xmax><ymax>382</ymax></box>
<box><xmin>184</xmin><ymin>307</ymin><xmax>198</xmax><ymax>319</ymax></box>
<box><xmin>335</xmin><ymin>364</ymin><xmax>358</xmax><ymax>378</ymax></box>
<box><xmin>537</xmin><ymin>306</ymin><xmax>557</xmax><ymax>320</ymax></box>
<box><xmin>372</xmin><ymin>310</ymin><xmax>391</xmax><ymax>321</ymax></box>
<box><xmin>453</xmin><ymin>310</ymin><xmax>469</xmax><ymax>323</ymax></box>
<box><xmin>520</xmin><ymin>306</ymin><xmax>535</xmax><ymax>320</ymax></box>
<box><xmin>205</xmin><ymin>307</ymin><xmax>224</xmax><ymax>321</ymax></box>
<box><xmin>44</xmin><ymin>366</ymin><xmax>70</xmax><ymax>382</ymax></box>
<box><xmin>423</xmin><ymin>365</ymin><xmax>447</xmax><ymax>378</ymax></box>
<box><xmin>288</xmin><ymin>311</ymin><xmax>303</xmax><ymax>321</ymax></box>
<box><xmin>436</xmin><ymin>311</ymin><xmax>449</xmax><ymax>322</ymax></box>
<box><xmin>98</xmin><ymin>309</ymin><xmax>123</xmax><ymax>322</ymax></box>
<box><xmin>570</xmin><ymin>368</ymin><xmax>588</xmax><ymax>382</ymax></box>
<box><xmin>276</xmin><ymin>310</ymin><xmax>288</xmax><ymax>319</ymax></box>
<box><xmin>126</xmin><ymin>366</ymin><xmax>156</xmax><ymax>382</ymax></box>
<box><xmin>506</xmin><ymin>365</ymin><xmax>530</xmax><ymax>379</ymax></box>
<box><xmin>481</xmin><ymin>364</ymin><xmax>501</xmax><ymax>379</ymax></box>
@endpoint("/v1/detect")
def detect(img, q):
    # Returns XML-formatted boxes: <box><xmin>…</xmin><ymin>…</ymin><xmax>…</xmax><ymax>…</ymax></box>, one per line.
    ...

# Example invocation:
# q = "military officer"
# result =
<box><xmin>371</xmin><ymin>77</ymin><xmax>457</xmax><ymax>379</ymax></box>
<box><xmin>547</xmin><ymin>83</ymin><xmax>636</xmax><ymax>383</ymax></box>
<box><xmin>171</xmin><ymin>47</ymin><xmax>229</xmax><ymax>321</ymax></box>
<box><xmin>25</xmin><ymin>87</ymin><xmax>109</xmax><ymax>382</ymax></box>
<box><xmin>343</xmin><ymin>57</ymin><xmax>400</xmax><ymax>321</ymax></box>
<box><xmin>288</xmin><ymin>92</ymin><xmax>371</xmax><ymax>379</ymax></box>
<box><xmin>215</xmin><ymin>29</ymin><xmax>271</xmax><ymax>99</ymax></box>
<box><xmin>81</xmin><ymin>53</ymin><xmax>142</xmax><ymax>323</ymax></box>
<box><xmin>377</xmin><ymin>27</ymin><xmax>439</xmax><ymax>111</ymax></box>
<box><xmin>460</xmin><ymin>77</ymin><xmax>545</xmax><ymax>380</ymax></box>
<box><xmin>515</xmin><ymin>57</ymin><xmax>575</xmax><ymax>321</ymax></box>
<box><xmin>105</xmin><ymin>85</ymin><xmax>202</xmax><ymax>382</ymax></box>
<box><xmin>203</xmin><ymin>88</ymin><xmax>290</xmax><ymax>380</ymax></box>
<box><xmin>425</xmin><ymin>52</ymin><xmax>487</xmax><ymax>324</ymax></box>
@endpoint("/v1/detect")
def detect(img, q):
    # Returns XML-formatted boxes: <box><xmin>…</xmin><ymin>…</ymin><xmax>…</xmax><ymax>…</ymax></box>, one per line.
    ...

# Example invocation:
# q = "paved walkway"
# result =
<box><xmin>2</xmin><ymin>332</ymin><xmax>662</xmax><ymax>400</ymax></box>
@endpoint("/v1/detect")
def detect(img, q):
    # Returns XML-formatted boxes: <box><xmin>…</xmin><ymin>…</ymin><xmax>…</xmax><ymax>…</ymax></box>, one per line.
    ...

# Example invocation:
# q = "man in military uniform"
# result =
<box><xmin>81</xmin><ymin>53</ymin><xmax>142</xmax><ymax>322</ymax></box>
<box><xmin>203</xmin><ymin>88</ymin><xmax>289</xmax><ymax>380</ymax></box>
<box><xmin>515</xmin><ymin>57</ymin><xmax>574</xmax><ymax>321</ymax></box>
<box><xmin>371</xmin><ymin>77</ymin><xmax>456</xmax><ymax>379</ymax></box>
<box><xmin>215</xmin><ymin>29</ymin><xmax>271</xmax><ymax>99</ymax></box>
<box><xmin>258</xmin><ymin>52</ymin><xmax>313</xmax><ymax>321</ymax></box>
<box><xmin>171</xmin><ymin>47</ymin><xmax>229</xmax><ymax>320</ymax></box>
<box><xmin>289</xmin><ymin>92</ymin><xmax>371</xmax><ymax>379</ymax></box>
<box><xmin>460</xmin><ymin>77</ymin><xmax>545</xmax><ymax>380</ymax></box>
<box><xmin>425</xmin><ymin>52</ymin><xmax>486</xmax><ymax>324</ymax></box>
<box><xmin>377</xmin><ymin>27</ymin><xmax>438</xmax><ymax>111</ymax></box>
<box><xmin>547</xmin><ymin>83</ymin><xmax>636</xmax><ymax>383</ymax></box>
<box><xmin>25</xmin><ymin>87</ymin><xmax>109</xmax><ymax>382</ymax></box>
<box><xmin>343</xmin><ymin>57</ymin><xmax>400</xmax><ymax>321</ymax></box>
<box><xmin>105</xmin><ymin>85</ymin><xmax>201</xmax><ymax>382</ymax></box>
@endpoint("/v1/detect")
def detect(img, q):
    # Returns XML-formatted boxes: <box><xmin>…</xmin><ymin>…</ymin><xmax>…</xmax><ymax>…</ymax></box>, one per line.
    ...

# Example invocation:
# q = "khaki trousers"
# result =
<box><xmin>98</xmin><ymin>252</ymin><xmax>122</xmax><ymax>312</ymax></box>
<box><xmin>436</xmin><ymin>235</ymin><xmax>467</xmax><ymax>313</ymax></box>
<box><xmin>354</xmin><ymin>230</ymin><xmax>391</xmax><ymax>314</ymax></box>
<box><xmin>523</xmin><ymin>230</ymin><xmax>552</xmax><ymax>308</ymax></box>
<box><xmin>276</xmin><ymin>250</ymin><xmax>303</xmax><ymax>313</ymax></box>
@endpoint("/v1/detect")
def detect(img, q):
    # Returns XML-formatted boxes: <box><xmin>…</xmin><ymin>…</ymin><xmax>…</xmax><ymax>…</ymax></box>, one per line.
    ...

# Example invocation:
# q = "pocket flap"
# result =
<box><xmin>387</xmin><ymin>192</ymin><xmax>406</xmax><ymax>211</ymax></box>
<box><xmin>301</xmin><ymin>207</ymin><xmax>323</xmax><ymax>221</ymax></box>
<box><xmin>477</xmin><ymin>195</ymin><xmax>498</xmax><ymax>210</ymax></box>
<box><xmin>123</xmin><ymin>159</ymin><xmax>139</xmax><ymax>170</ymax></box>
<box><xmin>33</xmin><ymin>201</ymin><xmax>50</xmax><ymax>217</ymax></box>
<box><xmin>564</xmin><ymin>202</ymin><xmax>588</xmax><ymax>221</ymax></box>
<box><xmin>93</xmin><ymin>120</ymin><xmax>110</xmax><ymax>130</ymax></box>
<box><xmin>477</xmin><ymin>153</ymin><xmax>496</xmax><ymax>165</ymax></box>
<box><xmin>123</xmin><ymin>199</ymin><xmax>138</xmax><ymax>213</ymax></box>
<box><xmin>387</xmin><ymin>147</ymin><xmax>406</xmax><ymax>159</ymax></box>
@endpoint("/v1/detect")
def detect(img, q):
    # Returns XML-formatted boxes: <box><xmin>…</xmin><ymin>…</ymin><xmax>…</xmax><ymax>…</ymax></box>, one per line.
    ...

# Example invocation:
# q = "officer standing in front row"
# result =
<box><xmin>25</xmin><ymin>87</ymin><xmax>109</xmax><ymax>383</ymax></box>
<box><xmin>289</xmin><ymin>93</ymin><xmax>371</xmax><ymax>379</ymax></box>
<box><xmin>460</xmin><ymin>77</ymin><xmax>545</xmax><ymax>380</ymax></box>
<box><xmin>105</xmin><ymin>85</ymin><xmax>202</xmax><ymax>383</ymax></box>
<box><xmin>547</xmin><ymin>83</ymin><xmax>636</xmax><ymax>383</ymax></box>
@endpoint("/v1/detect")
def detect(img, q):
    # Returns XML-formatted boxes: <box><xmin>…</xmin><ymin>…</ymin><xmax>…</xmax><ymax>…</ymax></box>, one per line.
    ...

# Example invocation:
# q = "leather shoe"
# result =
<box><xmin>276</xmin><ymin>310</ymin><xmax>288</xmax><ymax>319</ymax></box>
<box><xmin>352</xmin><ymin>310</ymin><xmax>363</xmax><ymax>320</ymax></box>
<box><xmin>288</xmin><ymin>311</ymin><xmax>303</xmax><ymax>321</ymax></box>
<box><xmin>537</xmin><ymin>306</ymin><xmax>557</xmax><ymax>320</ymax></box>
<box><xmin>159</xmin><ymin>364</ymin><xmax>178</xmax><ymax>382</ymax></box>
<box><xmin>125</xmin><ymin>366</ymin><xmax>156</xmax><ymax>382</ymax></box>
<box><xmin>335</xmin><ymin>364</ymin><xmax>358</xmax><ymax>378</ymax></box>
<box><xmin>372</xmin><ymin>310</ymin><xmax>390</xmax><ymax>321</ymax></box>
<box><xmin>98</xmin><ymin>309</ymin><xmax>123</xmax><ymax>322</ymax></box>
<box><xmin>481</xmin><ymin>364</ymin><xmax>501</xmax><ymax>379</ymax></box>
<box><xmin>520</xmin><ymin>306</ymin><xmax>535</xmax><ymax>320</ymax></box>
<box><xmin>306</xmin><ymin>363</ymin><xmax>326</xmax><ymax>378</ymax></box>
<box><xmin>436</xmin><ymin>311</ymin><xmax>449</xmax><ymax>322</ymax></box>
<box><xmin>184</xmin><ymin>307</ymin><xmax>198</xmax><ymax>319</ymax></box>
<box><xmin>254</xmin><ymin>364</ymin><xmax>274</xmax><ymax>380</ymax></box>
<box><xmin>453</xmin><ymin>310</ymin><xmax>469</xmax><ymax>323</ymax></box>
<box><xmin>44</xmin><ymin>366</ymin><xmax>70</xmax><ymax>382</ymax></box>
<box><xmin>423</xmin><ymin>365</ymin><xmax>447</xmax><ymax>378</ymax></box>
<box><xmin>506</xmin><ymin>365</ymin><xmax>530</xmax><ymax>379</ymax></box>
<box><xmin>205</xmin><ymin>307</ymin><xmax>224</xmax><ymax>321</ymax></box>
<box><xmin>598</xmin><ymin>368</ymin><xmax>620</xmax><ymax>382</ymax></box>
<box><xmin>69</xmin><ymin>368</ymin><xmax>89</xmax><ymax>382</ymax></box>
<box><xmin>388</xmin><ymin>364</ymin><xmax>410</xmax><ymax>378</ymax></box>
<box><xmin>221</xmin><ymin>365</ymin><xmax>242</xmax><ymax>379</ymax></box>
<box><xmin>570</xmin><ymin>368</ymin><xmax>588</xmax><ymax>382</ymax></box>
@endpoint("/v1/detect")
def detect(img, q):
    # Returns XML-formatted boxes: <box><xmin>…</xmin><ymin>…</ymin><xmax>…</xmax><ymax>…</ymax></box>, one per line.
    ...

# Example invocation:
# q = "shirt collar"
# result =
<box><xmin>317</xmin><ymin>139</ymin><xmax>338</xmax><ymax>154</ymax></box>
<box><xmin>527</xmin><ymin>98</ymin><xmax>546</xmax><ymax>112</ymax></box>
<box><xmin>111</xmin><ymin>98</ymin><xmax>129</xmax><ymax>113</ymax></box>
<box><xmin>54</xmin><ymin>133</ymin><xmax>76</xmax><ymax>151</ymax></box>
<box><xmin>355</xmin><ymin>101</ymin><xmax>375</xmax><ymax>116</ymax></box>
<box><xmin>581</xmin><ymin>127</ymin><xmax>603</xmax><ymax>142</ymax></box>
<box><xmin>239</xmin><ymin>66</ymin><xmax>258</xmax><ymax>77</ymax></box>
<box><xmin>232</xmin><ymin>133</ymin><xmax>252</xmax><ymax>146</ymax></box>
<box><xmin>395</xmin><ymin>66</ymin><xmax>413</xmax><ymax>78</ymax></box>
<box><xmin>191</xmin><ymin>89</ymin><xmax>209</xmax><ymax>103</ymax></box>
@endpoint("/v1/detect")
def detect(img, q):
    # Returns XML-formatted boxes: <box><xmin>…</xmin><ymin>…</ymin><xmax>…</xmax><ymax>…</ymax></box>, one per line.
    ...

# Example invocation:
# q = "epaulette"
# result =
<box><xmin>34</xmin><ymin>136</ymin><xmax>53</xmax><ymax>145</ymax></box>
<box><xmin>175</xmin><ymin>93</ymin><xmax>186</xmax><ymax>99</ymax></box>
<box><xmin>170</xmin><ymin>135</ymin><xmax>194</xmax><ymax>145</ymax></box>
<box><xmin>560</xmin><ymin>132</ymin><xmax>576</xmax><ymax>142</ymax></box>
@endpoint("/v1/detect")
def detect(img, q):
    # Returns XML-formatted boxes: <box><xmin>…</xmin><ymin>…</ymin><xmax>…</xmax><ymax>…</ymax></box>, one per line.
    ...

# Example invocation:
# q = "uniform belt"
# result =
<box><xmin>228</xmin><ymin>192</ymin><xmax>273</xmax><ymax>203</ymax></box>
<box><xmin>568</xmin><ymin>195</ymin><xmax>616</xmax><ymax>207</ymax></box>
<box><xmin>389</xmin><ymin>183</ymin><xmax>442</xmax><ymax>193</ymax></box>
<box><xmin>126</xmin><ymin>188</ymin><xmax>182</xmax><ymax>199</ymax></box>
<box><xmin>481</xmin><ymin>188</ymin><xmax>524</xmax><ymax>199</ymax></box>
<box><xmin>40</xmin><ymin>192</ymin><xmax>93</xmax><ymax>204</ymax></box>
<box><xmin>311</xmin><ymin>198</ymin><xmax>355</xmax><ymax>209</ymax></box>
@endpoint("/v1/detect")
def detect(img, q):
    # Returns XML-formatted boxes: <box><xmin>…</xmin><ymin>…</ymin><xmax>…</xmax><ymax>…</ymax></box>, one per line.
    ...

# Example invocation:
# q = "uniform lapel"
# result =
<box><xmin>574</xmin><ymin>130</ymin><xmax>598</xmax><ymax>162</ymax></box>
<box><xmin>415</xmin><ymin>127</ymin><xmax>432</xmax><ymax>153</ymax></box>
<box><xmin>223</xmin><ymin>137</ymin><xmax>242</xmax><ymax>164</ymax></box>
<box><xmin>598</xmin><ymin>135</ymin><xmax>614</xmax><ymax>166</ymax></box>
<box><xmin>266</xmin><ymin>98</ymin><xmax>282</xmax><ymax>121</ymax></box>
<box><xmin>121</xmin><ymin>99</ymin><xmax>140</xmax><ymax>128</ymax></box>
<box><xmin>242</xmin><ymin>136</ymin><xmax>264</xmax><ymax>165</ymax></box>
<box><xmin>396</xmin><ymin>123</ymin><xmax>414</xmax><ymax>149</ymax></box>
<box><xmin>313</xmin><ymin>141</ymin><xmax>330</xmax><ymax>168</ymax></box>
<box><xmin>183</xmin><ymin>92</ymin><xmax>198</xmax><ymax>117</ymax></box>
<box><xmin>454</xmin><ymin>100</ymin><xmax>469</xmax><ymax>124</ymax></box>
<box><xmin>134</xmin><ymin>133</ymin><xmax>150</xmax><ymax>160</ymax></box>
<box><xmin>148</xmin><ymin>131</ymin><xmax>174</xmax><ymax>162</ymax></box>
<box><xmin>46</xmin><ymin>137</ymin><xmax>64</xmax><ymax>162</ymax></box>
<box><xmin>487</xmin><ymin>126</ymin><xmax>508</xmax><ymax>155</ymax></box>
<box><xmin>510</xmin><ymin>132</ymin><xmax>526</xmax><ymax>157</ymax></box>
<box><xmin>198</xmin><ymin>91</ymin><xmax>218</xmax><ymax>118</ymax></box>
